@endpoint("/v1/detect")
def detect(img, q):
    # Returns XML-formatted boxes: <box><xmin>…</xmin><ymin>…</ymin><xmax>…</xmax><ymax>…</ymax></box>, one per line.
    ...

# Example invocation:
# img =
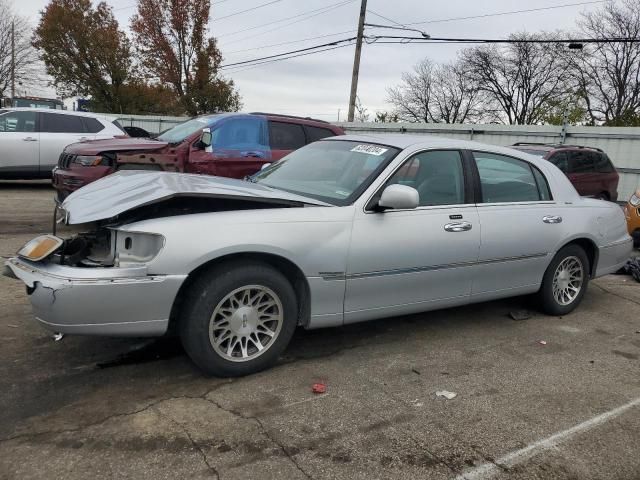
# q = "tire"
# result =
<box><xmin>117</xmin><ymin>163</ymin><xmax>162</xmax><ymax>171</ymax></box>
<box><xmin>179</xmin><ymin>261</ymin><xmax>298</xmax><ymax>377</ymax></box>
<box><xmin>595</xmin><ymin>192</ymin><xmax>610</xmax><ymax>201</ymax></box>
<box><xmin>538</xmin><ymin>244</ymin><xmax>590</xmax><ymax>316</ymax></box>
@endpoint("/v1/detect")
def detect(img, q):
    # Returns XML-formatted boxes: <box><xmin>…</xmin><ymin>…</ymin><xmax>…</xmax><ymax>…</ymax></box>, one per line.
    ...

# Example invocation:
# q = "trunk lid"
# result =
<box><xmin>59</xmin><ymin>171</ymin><xmax>331</xmax><ymax>224</ymax></box>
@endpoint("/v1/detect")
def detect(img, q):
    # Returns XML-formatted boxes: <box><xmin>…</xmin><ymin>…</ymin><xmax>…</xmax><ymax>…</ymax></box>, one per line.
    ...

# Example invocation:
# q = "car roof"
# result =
<box><xmin>511</xmin><ymin>142</ymin><xmax>604</xmax><ymax>153</ymax></box>
<box><xmin>193</xmin><ymin>112</ymin><xmax>339</xmax><ymax>129</ymax></box>
<box><xmin>3</xmin><ymin>107</ymin><xmax>114</xmax><ymax>120</ymax></box>
<box><xmin>325</xmin><ymin>133</ymin><xmax>537</xmax><ymax>155</ymax></box>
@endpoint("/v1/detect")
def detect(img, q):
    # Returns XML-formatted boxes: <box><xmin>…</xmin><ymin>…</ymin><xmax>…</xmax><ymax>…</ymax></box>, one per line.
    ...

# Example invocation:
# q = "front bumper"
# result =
<box><xmin>4</xmin><ymin>257</ymin><xmax>186</xmax><ymax>337</ymax></box>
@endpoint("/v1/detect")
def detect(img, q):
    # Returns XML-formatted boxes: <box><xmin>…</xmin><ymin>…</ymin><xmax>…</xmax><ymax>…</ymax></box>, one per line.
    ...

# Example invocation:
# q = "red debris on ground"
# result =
<box><xmin>312</xmin><ymin>383</ymin><xmax>327</xmax><ymax>394</ymax></box>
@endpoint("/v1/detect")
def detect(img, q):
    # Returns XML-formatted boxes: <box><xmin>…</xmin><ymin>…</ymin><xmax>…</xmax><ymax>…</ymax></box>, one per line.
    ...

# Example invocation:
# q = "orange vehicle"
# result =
<box><xmin>624</xmin><ymin>190</ymin><xmax>640</xmax><ymax>247</ymax></box>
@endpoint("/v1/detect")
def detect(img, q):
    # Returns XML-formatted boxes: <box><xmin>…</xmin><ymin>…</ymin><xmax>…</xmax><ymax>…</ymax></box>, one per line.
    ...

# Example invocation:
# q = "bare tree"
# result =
<box><xmin>460</xmin><ymin>33</ymin><xmax>569</xmax><ymax>124</ymax></box>
<box><xmin>431</xmin><ymin>62</ymin><xmax>482</xmax><ymax>123</ymax></box>
<box><xmin>386</xmin><ymin>58</ymin><xmax>481</xmax><ymax>123</ymax></box>
<box><xmin>0</xmin><ymin>0</ymin><xmax>40</xmax><ymax>98</ymax></box>
<box><xmin>386</xmin><ymin>59</ymin><xmax>435</xmax><ymax>123</ymax></box>
<box><xmin>567</xmin><ymin>0</ymin><xmax>640</xmax><ymax>125</ymax></box>
<box><xmin>354</xmin><ymin>95</ymin><xmax>370</xmax><ymax>122</ymax></box>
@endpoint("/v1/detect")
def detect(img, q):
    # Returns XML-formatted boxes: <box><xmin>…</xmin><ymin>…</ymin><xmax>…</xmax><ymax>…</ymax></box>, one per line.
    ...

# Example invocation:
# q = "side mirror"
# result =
<box><xmin>199</xmin><ymin>127</ymin><xmax>212</xmax><ymax>149</ymax></box>
<box><xmin>377</xmin><ymin>184</ymin><xmax>419</xmax><ymax>210</ymax></box>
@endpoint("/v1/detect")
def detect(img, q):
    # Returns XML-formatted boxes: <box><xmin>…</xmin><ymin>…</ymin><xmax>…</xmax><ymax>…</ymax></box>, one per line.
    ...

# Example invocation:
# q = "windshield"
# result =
<box><xmin>157</xmin><ymin>116</ymin><xmax>218</xmax><ymax>143</ymax></box>
<box><xmin>253</xmin><ymin>140</ymin><xmax>400</xmax><ymax>206</ymax></box>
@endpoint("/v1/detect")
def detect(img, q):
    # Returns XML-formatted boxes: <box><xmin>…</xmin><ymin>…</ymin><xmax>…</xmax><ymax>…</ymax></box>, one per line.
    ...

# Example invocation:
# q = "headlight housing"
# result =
<box><xmin>73</xmin><ymin>155</ymin><xmax>103</xmax><ymax>166</ymax></box>
<box><xmin>113</xmin><ymin>230</ymin><xmax>165</xmax><ymax>267</ymax></box>
<box><xmin>630</xmin><ymin>192</ymin><xmax>640</xmax><ymax>206</ymax></box>
<box><xmin>17</xmin><ymin>235</ymin><xmax>63</xmax><ymax>261</ymax></box>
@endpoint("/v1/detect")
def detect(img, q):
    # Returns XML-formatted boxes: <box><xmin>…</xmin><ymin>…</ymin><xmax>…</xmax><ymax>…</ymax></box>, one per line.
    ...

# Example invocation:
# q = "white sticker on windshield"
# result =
<box><xmin>350</xmin><ymin>144</ymin><xmax>388</xmax><ymax>156</ymax></box>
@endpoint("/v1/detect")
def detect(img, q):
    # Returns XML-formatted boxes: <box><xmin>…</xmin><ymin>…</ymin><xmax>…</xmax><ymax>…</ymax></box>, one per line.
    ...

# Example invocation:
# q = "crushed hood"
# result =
<box><xmin>59</xmin><ymin>171</ymin><xmax>331</xmax><ymax>224</ymax></box>
<box><xmin>65</xmin><ymin>137</ymin><xmax>169</xmax><ymax>155</ymax></box>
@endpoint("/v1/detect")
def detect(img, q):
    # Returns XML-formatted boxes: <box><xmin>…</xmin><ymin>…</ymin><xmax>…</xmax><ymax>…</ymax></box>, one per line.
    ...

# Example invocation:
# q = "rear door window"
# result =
<box><xmin>549</xmin><ymin>151</ymin><xmax>569</xmax><ymax>172</ymax></box>
<box><xmin>269</xmin><ymin>121</ymin><xmax>306</xmax><ymax>150</ymax></box>
<box><xmin>41</xmin><ymin>113</ymin><xmax>85</xmax><ymax>133</ymax></box>
<box><xmin>305</xmin><ymin>125</ymin><xmax>336</xmax><ymax>143</ymax></box>
<box><xmin>0</xmin><ymin>111</ymin><xmax>37</xmax><ymax>132</ymax></box>
<box><xmin>82</xmin><ymin>117</ymin><xmax>105</xmax><ymax>133</ymax></box>
<box><xmin>594</xmin><ymin>152</ymin><xmax>614</xmax><ymax>173</ymax></box>
<box><xmin>473</xmin><ymin>152</ymin><xmax>542</xmax><ymax>203</ymax></box>
<box><xmin>568</xmin><ymin>151</ymin><xmax>595</xmax><ymax>173</ymax></box>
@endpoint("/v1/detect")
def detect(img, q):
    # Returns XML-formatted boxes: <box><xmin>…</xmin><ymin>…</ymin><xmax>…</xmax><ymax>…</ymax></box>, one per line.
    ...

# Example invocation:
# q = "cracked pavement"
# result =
<box><xmin>1</xmin><ymin>181</ymin><xmax>640</xmax><ymax>480</ymax></box>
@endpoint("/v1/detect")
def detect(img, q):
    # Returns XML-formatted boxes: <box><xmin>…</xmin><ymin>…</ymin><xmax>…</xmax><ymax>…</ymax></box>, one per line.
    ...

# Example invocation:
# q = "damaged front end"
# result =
<box><xmin>3</xmin><ymin>207</ymin><xmax>182</xmax><ymax>337</ymax></box>
<box><xmin>4</xmin><ymin>170</ymin><xmax>326</xmax><ymax>337</ymax></box>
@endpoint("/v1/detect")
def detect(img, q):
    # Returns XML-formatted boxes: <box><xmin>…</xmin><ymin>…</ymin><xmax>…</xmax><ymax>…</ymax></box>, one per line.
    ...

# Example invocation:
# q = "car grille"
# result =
<box><xmin>58</xmin><ymin>153</ymin><xmax>76</xmax><ymax>168</ymax></box>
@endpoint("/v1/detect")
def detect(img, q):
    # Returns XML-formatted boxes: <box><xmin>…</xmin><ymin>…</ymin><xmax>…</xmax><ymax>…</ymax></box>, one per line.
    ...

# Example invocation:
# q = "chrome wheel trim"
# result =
<box><xmin>208</xmin><ymin>285</ymin><xmax>283</xmax><ymax>363</ymax></box>
<box><xmin>552</xmin><ymin>256</ymin><xmax>584</xmax><ymax>306</ymax></box>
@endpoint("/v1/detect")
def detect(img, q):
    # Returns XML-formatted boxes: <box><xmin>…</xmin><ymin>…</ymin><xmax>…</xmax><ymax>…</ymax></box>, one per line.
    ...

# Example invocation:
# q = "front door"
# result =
<box><xmin>0</xmin><ymin>110</ymin><xmax>39</xmax><ymax>176</ymax></box>
<box><xmin>470</xmin><ymin>151</ymin><xmax>564</xmax><ymax>297</ymax></box>
<box><xmin>345</xmin><ymin>150</ymin><xmax>480</xmax><ymax>323</ymax></box>
<box><xmin>188</xmin><ymin>116</ymin><xmax>271</xmax><ymax>178</ymax></box>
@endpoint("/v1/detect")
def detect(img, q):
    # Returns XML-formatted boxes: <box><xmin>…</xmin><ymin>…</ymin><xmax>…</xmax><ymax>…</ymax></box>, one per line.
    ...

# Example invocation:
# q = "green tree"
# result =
<box><xmin>131</xmin><ymin>0</ymin><xmax>241</xmax><ymax>115</ymax></box>
<box><xmin>34</xmin><ymin>0</ymin><xmax>133</xmax><ymax>113</ymax></box>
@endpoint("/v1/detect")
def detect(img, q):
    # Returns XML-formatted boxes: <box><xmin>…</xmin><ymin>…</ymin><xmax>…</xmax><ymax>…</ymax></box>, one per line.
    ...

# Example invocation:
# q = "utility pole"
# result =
<box><xmin>11</xmin><ymin>21</ymin><xmax>15</xmax><ymax>100</ymax></box>
<box><xmin>347</xmin><ymin>0</ymin><xmax>367</xmax><ymax>122</ymax></box>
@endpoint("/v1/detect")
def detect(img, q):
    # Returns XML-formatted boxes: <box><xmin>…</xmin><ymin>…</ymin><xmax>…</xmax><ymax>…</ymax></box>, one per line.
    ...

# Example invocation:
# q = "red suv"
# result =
<box><xmin>510</xmin><ymin>143</ymin><xmax>619</xmax><ymax>201</ymax></box>
<box><xmin>53</xmin><ymin>113</ymin><xmax>344</xmax><ymax>200</ymax></box>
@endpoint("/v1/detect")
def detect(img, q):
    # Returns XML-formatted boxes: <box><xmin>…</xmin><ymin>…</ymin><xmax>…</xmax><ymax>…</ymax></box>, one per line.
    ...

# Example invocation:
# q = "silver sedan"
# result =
<box><xmin>4</xmin><ymin>135</ymin><xmax>632</xmax><ymax>376</ymax></box>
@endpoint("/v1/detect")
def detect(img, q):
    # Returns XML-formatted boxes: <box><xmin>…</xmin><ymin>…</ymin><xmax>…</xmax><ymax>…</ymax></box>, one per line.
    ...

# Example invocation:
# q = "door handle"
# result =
<box><xmin>543</xmin><ymin>215</ymin><xmax>563</xmax><ymax>224</ymax></box>
<box><xmin>241</xmin><ymin>151</ymin><xmax>265</xmax><ymax>158</ymax></box>
<box><xmin>444</xmin><ymin>221</ymin><xmax>472</xmax><ymax>232</ymax></box>
<box><xmin>23</xmin><ymin>137</ymin><xmax>38</xmax><ymax>142</ymax></box>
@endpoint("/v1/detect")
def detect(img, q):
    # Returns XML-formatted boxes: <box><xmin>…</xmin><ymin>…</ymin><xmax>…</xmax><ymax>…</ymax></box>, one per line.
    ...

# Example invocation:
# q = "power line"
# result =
<box><xmin>224</xmin><ymin>29</ymin><xmax>355</xmax><ymax>55</ymax></box>
<box><xmin>403</xmin><ymin>0</ymin><xmax>607</xmax><ymax>27</ymax></box>
<box><xmin>218</xmin><ymin>0</ymin><xmax>355</xmax><ymax>40</ymax></box>
<box><xmin>220</xmin><ymin>33</ymin><xmax>639</xmax><ymax>74</ymax></box>
<box><xmin>366</xmin><ymin>9</ymin><xmax>405</xmax><ymax>27</ymax></box>
<box><xmin>223</xmin><ymin>43</ymin><xmax>354</xmax><ymax>74</ymax></box>
<box><xmin>211</xmin><ymin>0</ymin><xmax>284</xmax><ymax>22</ymax></box>
<box><xmin>220</xmin><ymin>37</ymin><xmax>357</xmax><ymax>69</ymax></box>
<box><xmin>366</xmin><ymin>34</ymin><xmax>640</xmax><ymax>44</ymax></box>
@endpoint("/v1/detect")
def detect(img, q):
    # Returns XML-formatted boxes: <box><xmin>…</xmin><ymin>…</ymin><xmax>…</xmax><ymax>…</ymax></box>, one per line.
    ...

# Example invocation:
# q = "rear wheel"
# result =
<box><xmin>538</xmin><ymin>244</ymin><xmax>590</xmax><ymax>315</ymax></box>
<box><xmin>179</xmin><ymin>261</ymin><xmax>298</xmax><ymax>377</ymax></box>
<box><xmin>595</xmin><ymin>192</ymin><xmax>610</xmax><ymax>201</ymax></box>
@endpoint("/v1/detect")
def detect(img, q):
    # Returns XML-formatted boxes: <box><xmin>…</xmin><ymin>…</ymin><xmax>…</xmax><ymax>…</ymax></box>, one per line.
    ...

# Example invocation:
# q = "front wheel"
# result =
<box><xmin>538</xmin><ymin>244</ymin><xmax>590</xmax><ymax>316</ymax></box>
<box><xmin>179</xmin><ymin>261</ymin><xmax>298</xmax><ymax>377</ymax></box>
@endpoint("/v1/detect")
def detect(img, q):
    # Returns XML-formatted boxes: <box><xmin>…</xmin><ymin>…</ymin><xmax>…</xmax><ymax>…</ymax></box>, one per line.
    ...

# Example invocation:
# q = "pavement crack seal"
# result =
<box><xmin>201</xmin><ymin>396</ymin><xmax>313</xmax><ymax>480</ymax></box>
<box><xmin>0</xmin><ymin>384</ymin><xmax>232</xmax><ymax>445</ymax></box>
<box><xmin>155</xmin><ymin>407</ymin><xmax>220</xmax><ymax>480</ymax></box>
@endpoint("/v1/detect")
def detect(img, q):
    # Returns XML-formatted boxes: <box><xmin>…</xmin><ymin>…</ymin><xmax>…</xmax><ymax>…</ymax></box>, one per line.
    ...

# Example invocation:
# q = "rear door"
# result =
<box><xmin>471</xmin><ymin>151</ymin><xmax>564</xmax><ymax>297</ymax></box>
<box><xmin>39</xmin><ymin>112</ymin><xmax>95</xmax><ymax>173</ymax></box>
<box><xmin>0</xmin><ymin>110</ymin><xmax>39</xmax><ymax>176</ymax></box>
<box><xmin>268</xmin><ymin>121</ymin><xmax>306</xmax><ymax>162</ymax></box>
<box><xmin>566</xmin><ymin>150</ymin><xmax>599</xmax><ymax>197</ymax></box>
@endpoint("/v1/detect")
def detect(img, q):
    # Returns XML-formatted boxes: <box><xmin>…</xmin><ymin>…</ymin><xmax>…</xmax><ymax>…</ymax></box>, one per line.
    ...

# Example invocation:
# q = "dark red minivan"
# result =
<box><xmin>53</xmin><ymin>113</ymin><xmax>344</xmax><ymax>201</ymax></box>
<box><xmin>510</xmin><ymin>143</ymin><xmax>619</xmax><ymax>201</ymax></box>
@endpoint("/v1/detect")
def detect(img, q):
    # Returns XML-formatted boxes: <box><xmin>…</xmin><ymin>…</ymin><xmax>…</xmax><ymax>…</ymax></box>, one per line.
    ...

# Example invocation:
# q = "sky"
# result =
<box><xmin>12</xmin><ymin>0</ymin><xmax>606</xmax><ymax>120</ymax></box>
